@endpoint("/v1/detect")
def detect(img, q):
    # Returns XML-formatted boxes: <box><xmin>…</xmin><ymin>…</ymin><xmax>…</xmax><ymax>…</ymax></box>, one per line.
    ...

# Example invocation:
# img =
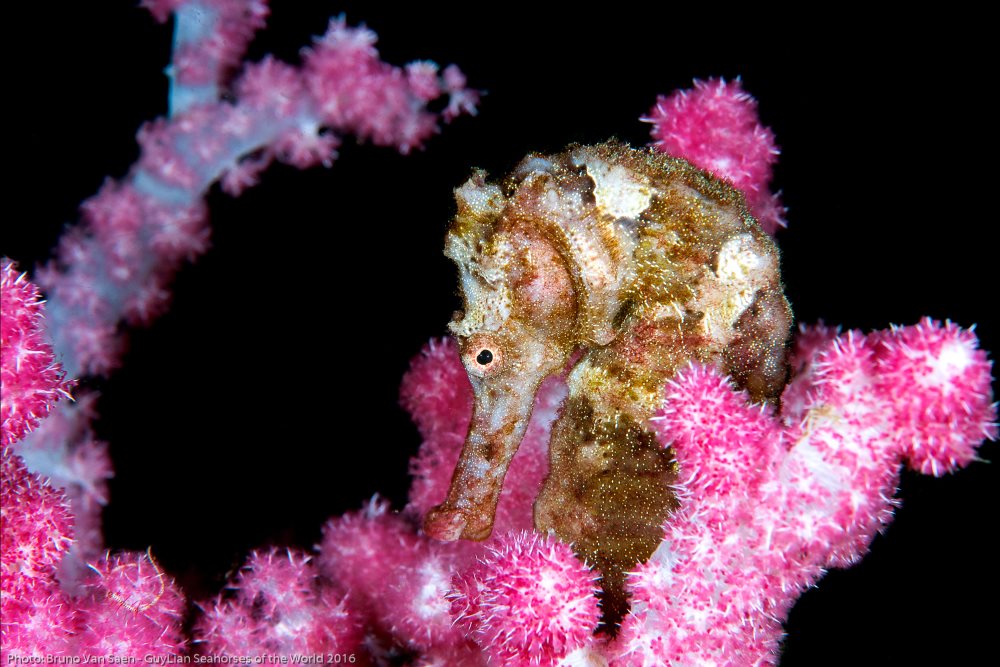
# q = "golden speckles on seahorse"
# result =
<box><xmin>423</xmin><ymin>140</ymin><xmax>791</xmax><ymax>625</ymax></box>
<box><xmin>534</xmin><ymin>395</ymin><xmax>679</xmax><ymax>622</ymax></box>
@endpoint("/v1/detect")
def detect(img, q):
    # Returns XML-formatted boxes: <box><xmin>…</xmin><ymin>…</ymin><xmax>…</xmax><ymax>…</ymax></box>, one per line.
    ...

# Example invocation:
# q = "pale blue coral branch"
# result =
<box><xmin>169</xmin><ymin>3</ymin><xmax>221</xmax><ymax>115</ymax></box>
<box><xmin>36</xmin><ymin>3</ymin><xmax>475</xmax><ymax>380</ymax></box>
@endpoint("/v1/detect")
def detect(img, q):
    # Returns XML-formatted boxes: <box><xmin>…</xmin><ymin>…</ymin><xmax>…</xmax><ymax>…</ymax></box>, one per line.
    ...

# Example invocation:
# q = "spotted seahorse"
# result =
<box><xmin>423</xmin><ymin>141</ymin><xmax>791</xmax><ymax>618</ymax></box>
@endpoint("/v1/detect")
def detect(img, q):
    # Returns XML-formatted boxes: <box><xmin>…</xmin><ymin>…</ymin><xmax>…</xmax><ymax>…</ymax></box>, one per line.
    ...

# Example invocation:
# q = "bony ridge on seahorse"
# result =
<box><xmin>424</xmin><ymin>141</ymin><xmax>791</xmax><ymax>618</ymax></box>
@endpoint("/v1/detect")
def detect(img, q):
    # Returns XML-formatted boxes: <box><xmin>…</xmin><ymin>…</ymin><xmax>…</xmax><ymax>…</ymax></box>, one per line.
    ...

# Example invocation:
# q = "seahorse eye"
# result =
<box><xmin>464</xmin><ymin>335</ymin><xmax>502</xmax><ymax>377</ymax></box>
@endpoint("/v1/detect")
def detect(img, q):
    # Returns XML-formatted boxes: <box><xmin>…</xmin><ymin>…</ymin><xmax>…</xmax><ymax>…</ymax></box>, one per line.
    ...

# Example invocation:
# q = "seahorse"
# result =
<box><xmin>423</xmin><ymin>141</ymin><xmax>791</xmax><ymax>619</ymax></box>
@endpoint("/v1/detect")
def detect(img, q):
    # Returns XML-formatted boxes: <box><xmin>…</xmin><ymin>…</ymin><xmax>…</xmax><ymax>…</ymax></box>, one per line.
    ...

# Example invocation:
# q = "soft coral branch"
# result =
<box><xmin>38</xmin><ymin>1</ymin><xmax>477</xmax><ymax>379</ymax></box>
<box><xmin>5</xmin><ymin>0</ymin><xmax>478</xmax><ymax>657</ymax></box>
<box><xmin>614</xmin><ymin>319</ymin><xmax>996</xmax><ymax>665</ymax></box>
<box><xmin>314</xmin><ymin>319</ymin><xmax>994</xmax><ymax>664</ymax></box>
<box><xmin>195</xmin><ymin>547</ymin><xmax>362</xmax><ymax>658</ymax></box>
<box><xmin>0</xmin><ymin>259</ymin><xmax>73</xmax><ymax>447</ymax></box>
<box><xmin>1</xmin><ymin>447</ymin><xmax>185</xmax><ymax>657</ymax></box>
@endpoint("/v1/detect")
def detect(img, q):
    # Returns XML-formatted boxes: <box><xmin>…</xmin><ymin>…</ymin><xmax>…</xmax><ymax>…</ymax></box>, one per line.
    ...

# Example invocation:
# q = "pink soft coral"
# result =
<box><xmin>38</xmin><ymin>5</ymin><xmax>477</xmax><ymax>379</ymax></box>
<box><xmin>1</xmin><ymin>448</ymin><xmax>76</xmax><ymax>657</ymax></box>
<box><xmin>195</xmin><ymin>547</ymin><xmax>361</xmax><ymax>658</ymax></box>
<box><xmin>613</xmin><ymin>319</ymin><xmax>996</xmax><ymax>665</ymax></box>
<box><xmin>2</xmin><ymin>448</ymin><xmax>187</xmax><ymax>657</ymax></box>
<box><xmin>1</xmin><ymin>259</ymin><xmax>73</xmax><ymax>447</ymax></box>
<box><xmin>644</xmin><ymin>78</ymin><xmax>785</xmax><ymax>234</ymax></box>
<box><xmin>4</xmin><ymin>0</ymin><xmax>481</xmax><ymax>655</ymax></box>
<box><xmin>449</xmin><ymin>531</ymin><xmax>601</xmax><ymax>667</ymax></box>
<box><xmin>338</xmin><ymin>318</ymin><xmax>993</xmax><ymax>665</ymax></box>
<box><xmin>12</xmin><ymin>393</ymin><xmax>112</xmax><ymax>588</ymax></box>
<box><xmin>2</xmin><ymin>445</ymin><xmax>187</xmax><ymax>656</ymax></box>
<box><xmin>75</xmin><ymin>550</ymin><xmax>187</xmax><ymax>656</ymax></box>
<box><xmin>318</xmin><ymin>498</ymin><xmax>478</xmax><ymax>657</ymax></box>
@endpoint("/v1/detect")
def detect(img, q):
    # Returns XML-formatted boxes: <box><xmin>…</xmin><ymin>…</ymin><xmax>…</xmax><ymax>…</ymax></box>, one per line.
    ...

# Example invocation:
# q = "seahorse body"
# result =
<box><xmin>424</xmin><ymin>142</ymin><xmax>791</xmax><ymax>618</ymax></box>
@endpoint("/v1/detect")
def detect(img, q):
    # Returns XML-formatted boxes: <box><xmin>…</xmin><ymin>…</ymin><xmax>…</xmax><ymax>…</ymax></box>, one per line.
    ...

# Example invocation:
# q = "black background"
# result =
<box><xmin>5</xmin><ymin>3</ymin><xmax>996</xmax><ymax>664</ymax></box>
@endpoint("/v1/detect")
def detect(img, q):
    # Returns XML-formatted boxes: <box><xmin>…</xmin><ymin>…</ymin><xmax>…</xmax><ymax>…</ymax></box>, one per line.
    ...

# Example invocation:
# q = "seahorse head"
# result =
<box><xmin>422</xmin><ymin>163</ymin><xmax>581</xmax><ymax>541</ymax></box>
<box><xmin>424</xmin><ymin>146</ymin><xmax>650</xmax><ymax>541</ymax></box>
<box><xmin>446</xmin><ymin>167</ymin><xmax>580</xmax><ymax>367</ymax></box>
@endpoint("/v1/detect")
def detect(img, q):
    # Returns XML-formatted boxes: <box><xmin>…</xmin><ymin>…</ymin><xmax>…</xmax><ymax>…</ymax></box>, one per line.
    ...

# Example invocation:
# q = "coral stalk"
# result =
<box><xmin>3</xmin><ymin>0</ymin><xmax>477</xmax><ymax>657</ymax></box>
<box><xmin>36</xmin><ymin>1</ymin><xmax>477</xmax><ymax>378</ymax></box>
<box><xmin>614</xmin><ymin>319</ymin><xmax>996</xmax><ymax>664</ymax></box>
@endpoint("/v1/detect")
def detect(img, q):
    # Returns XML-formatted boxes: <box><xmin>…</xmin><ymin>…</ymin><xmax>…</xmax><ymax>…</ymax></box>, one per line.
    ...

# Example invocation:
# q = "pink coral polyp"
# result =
<box><xmin>0</xmin><ymin>449</ymin><xmax>74</xmax><ymax>596</ymax></box>
<box><xmin>875</xmin><ymin>318</ymin><xmax>998</xmax><ymax>474</ymax></box>
<box><xmin>449</xmin><ymin>531</ymin><xmax>601</xmax><ymax>667</ymax></box>
<box><xmin>644</xmin><ymin>78</ymin><xmax>785</xmax><ymax>233</ymax></box>
<box><xmin>76</xmin><ymin>550</ymin><xmax>187</xmax><ymax>656</ymax></box>
<box><xmin>1</xmin><ymin>259</ymin><xmax>73</xmax><ymax>446</ymax></box>
<box><xmin>196</xmin><ymin>547</ymin><xmax>362</xmax><ymax>658</ymax></box>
